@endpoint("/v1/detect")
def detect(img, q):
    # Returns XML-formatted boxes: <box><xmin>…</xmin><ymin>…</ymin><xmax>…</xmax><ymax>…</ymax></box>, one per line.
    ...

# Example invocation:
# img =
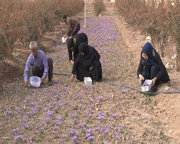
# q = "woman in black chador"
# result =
<box><xmin>137</xmin><ymin>42</ymin><xmax>170</xmax><ymax>92</ymax></box>
<box><xmin>71</xmin><ymin>43</ymin><xmax>102</xmax><ymax>82</ymax></box>
<box><xmin>67</xmin><ymin>33</ymin><xmax>88</xmax><ymax>64</ymax></box>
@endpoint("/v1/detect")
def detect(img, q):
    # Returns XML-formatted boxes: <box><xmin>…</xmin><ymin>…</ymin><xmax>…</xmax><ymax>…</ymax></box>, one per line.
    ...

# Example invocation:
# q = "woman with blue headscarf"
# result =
<box><xmin>137</xmin><ymin>42</ymin><xmax>170</xmax><ymax>92</ymax></box>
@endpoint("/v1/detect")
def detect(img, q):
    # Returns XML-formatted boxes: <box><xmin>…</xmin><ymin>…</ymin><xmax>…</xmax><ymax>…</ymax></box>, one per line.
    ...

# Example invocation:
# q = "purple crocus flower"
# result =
<box><xmin>23</xmin><ymin>123</ymin><xmax>28</xmax><ymax>129</ymax></box>
<box><xmin>14</xmin><ymin>135</ymin><xmax>23</xmax><ymax>140</ymax></box>
<box><xmin>69</xmin><ymin>128</ymin><xmax>74</xmax><ymax>134</ymax></box>
<box><xmin>111</xmin><ymin>113</ymin><xmax>117</xmax><ymax>118</ymax></box>
<box><xmin>89</xmin><ymin>113</ymin><xmax>93</xmax><ymax>117</ymax></box>
<box><xmin>95</xmin><ymin>127</ymin><xmax>101</xmax><ymax>131</ymax></box>
<box><xmin>121</xmin><ymin>89</ymin><xmax>126</xmax><ymax>93</ymax></box>
<box><xmin>86</xmin><ymin>133</ymin><xmax>91</xmax><ymax>137</ymax></box>
<box><xmin>58</xmin><ymin>116</ymin><xmax>64</xmax><ymax>121</ymax></box>
<box><xmin>87</xmin><ymin>136</ymin><xmax>95</xmax><ymax>141</ymax></box>
<box><xmin>97</xmin><ymin>113</ymin><xmax>104</xmax><ymax>120</ymax></box>
<box><xmin>101</xmin><ymin>127</ymin><xmax>108</xmax><ymax>133</ymax></box>
<box><xmin>89</xmin><ymin>98</ymin><xmax>94</xmax><ymax>102</ymax></box>
<box><xmin>86</xmin><ymin>129</ymin><xmax>91</xmax><ymax>134</ymax></box>
<box><xmin>98</xmin><ymin>96</ymin><xmax>103</xmax><ymax>100</ymax></box>
<box><xmin>114</xmin><ymin>126</ymin><xmax>119</xmax><ymax>130</ymax></box>
<box><xmin>59</xmin><ymin>138</ymin><xmax>62</xmax><ymax>142</ymax></box>
<box><xmin>55</xmin><ymin>121</ymin><xmax>60</xmax><ymax>125</ymax></box>
<box><xmin>78</xmin><ymin>123</ymin><xmax>82</xmax><ymax>127</ymax></box>
<box><xmin>88</xmin><ymin>107</ymin><xmax>92</xmax><ymax>112</ymax></box>
<box><xmin>47</xmin><ymin>110</ymin><xmax>52</xmax><ymax>116</ymax></box>
<box><xmin>44</xmin><ymin>107</ymin><xmax>48</xmax><ymax>111</ymax></box>
<box><xmin>121</xmin><ymin>123</ymin><xmax>125</xmax><ymax>128</ymax></box>
<box><xmin>44</xmin><ymin>117</ymin><xmax>50</xmax><ymax>122</ymax></box>
<box><xmin>115</xmin><ymin>135</ymin><xmax>120</xmax><ymax>139</ymax></box>
<box><xmin>72</xmin><ymin>136</ymin><xmax>78</xmax><ymax>141</ymax></box>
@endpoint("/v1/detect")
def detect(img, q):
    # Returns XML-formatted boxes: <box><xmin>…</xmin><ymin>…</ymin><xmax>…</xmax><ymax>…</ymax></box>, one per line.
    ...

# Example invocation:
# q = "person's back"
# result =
<box><xmin>67</xmin><ymin>33</ymin><xmax>88</xmax><ymax>63</ymax></box>
<box><xmin>63</xmin><ymin>15</ymin><xmax>81</xmax><ymax>37</ymax></box>
<box><xmin>67</xmin><ymin>17</ymin><xmax>79</xmax><ymax>27</ymax></box>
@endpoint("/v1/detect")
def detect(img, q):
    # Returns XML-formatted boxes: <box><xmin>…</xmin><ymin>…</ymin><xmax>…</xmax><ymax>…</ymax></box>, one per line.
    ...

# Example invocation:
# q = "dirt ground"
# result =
<box><xmin>0</xmin><ymin>1</ymin><xmax>180</xmax><ymax>144</ymax></box>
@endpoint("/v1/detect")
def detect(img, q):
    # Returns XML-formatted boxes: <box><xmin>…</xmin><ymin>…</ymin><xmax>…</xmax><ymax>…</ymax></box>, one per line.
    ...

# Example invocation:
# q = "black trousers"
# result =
<box><xmin>32</xmin><ymin>58</ymin><xmax>53</xmax><ymax>81</ymax></box>
<box><xmin>76</xmin><ymin>61</ymin><xmax>102</xmax><ymax>82</ymax></box>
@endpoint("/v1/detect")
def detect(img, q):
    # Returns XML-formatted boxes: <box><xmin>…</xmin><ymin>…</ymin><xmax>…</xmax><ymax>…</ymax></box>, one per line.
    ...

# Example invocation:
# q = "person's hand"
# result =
<box><xmin>152</xmin><ymin>77</ymin><xmax>157</xmax><ymax>86</ymax></box>
<box><xmin>70</xmin><ymin>60</ymin><xmax>74</xmax><ymax>65</ymax></box>
<box><xmin>25</xmin><ymin>82</ymin><xmax>28</xmax><ymax>87</ymax></box>
<box><xmin>70</xmin><ymin>74</ymin><xmax>74</xmax><ymax>81</ymax></box>
<box><xmin>40</xmin><ymin>78</ymin><xmax>45</xmax><ymax>83</ymax></box>
<box><xmin>64</xmin><ymin>34</ymin><xmax>68</xmax><ymax>38</ymax></box>
<box><xmin>139</xmin><ymin>74</ymin><xmax>144</xmax><ymax>81</ymax></box>
<box><xmin>89</xmin><ymin>66</ymin><xmax>93</xmax><ymax>71</ymax></box>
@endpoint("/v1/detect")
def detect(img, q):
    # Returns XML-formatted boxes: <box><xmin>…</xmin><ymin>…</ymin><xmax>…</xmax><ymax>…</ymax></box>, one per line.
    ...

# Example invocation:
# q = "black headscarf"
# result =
<box><xmin>79</xmin><ymin>43</ymin><xmax>99</xmax><ymax>68</ymax></box>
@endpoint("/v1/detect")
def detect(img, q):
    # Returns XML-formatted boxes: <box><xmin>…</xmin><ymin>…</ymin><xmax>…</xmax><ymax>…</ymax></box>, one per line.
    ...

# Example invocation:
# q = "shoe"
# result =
<box><xmin>48</xmin><ymin>80</ymin><xmax>52</xmax><ymax>86</ymax></box>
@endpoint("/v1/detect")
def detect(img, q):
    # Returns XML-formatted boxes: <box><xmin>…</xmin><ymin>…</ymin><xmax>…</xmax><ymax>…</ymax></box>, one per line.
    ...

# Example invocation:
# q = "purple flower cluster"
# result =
<box><xmin>111</xmin><ymin>113</ymin><xmax>117</xmax><ymax>118</ymax></box>
<box><xmin>97</xmin><ymin>113</ymin><xmax>104</xmax><ymax>120</ymax></box>
<box><xmin>14</xmin><ymin>135</ymin><xmax>23</xmax><ymax>140</ymax></box>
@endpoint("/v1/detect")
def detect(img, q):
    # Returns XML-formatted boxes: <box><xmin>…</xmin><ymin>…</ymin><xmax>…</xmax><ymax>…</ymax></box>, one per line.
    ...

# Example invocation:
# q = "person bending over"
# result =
<box><xmin>63</xmin><ymin>15</ymin><xmax>80</xmax><ymax>38</ymax></box>
<box><xmin>67</xmin><ymin>33</ymin><xmax>88</xmax><ymax>64</ymax></box>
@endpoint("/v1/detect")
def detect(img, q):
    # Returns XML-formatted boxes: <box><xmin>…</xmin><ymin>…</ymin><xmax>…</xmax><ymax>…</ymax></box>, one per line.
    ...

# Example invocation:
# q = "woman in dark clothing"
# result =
<box><xmin>137</xmin><ymin>42</ymin><xmax>170</xmax><ymax>92</ymax></box>
<box><xmin>67</xmin><ymin>33</ymin><xmax>88</xmax><ymax>64</ymax></box>
<box><xmin>71</xmin><ymin>43</ymin><xmax>102</xmax><ymax>82</ymax></box>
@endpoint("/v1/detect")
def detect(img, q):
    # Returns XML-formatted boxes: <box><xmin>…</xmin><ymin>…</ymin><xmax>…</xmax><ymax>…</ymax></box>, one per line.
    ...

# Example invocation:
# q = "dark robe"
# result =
<box><xmin>67</xmin><ymin>33</ymin><xmax>88</xmax><ymax>61</ymax></box>
<box><xmin>72</xmin><ymin>43</ymin><xmax>102</xmax><ymax>81</ymax></box>
<box><xmin>137</xmin><ymin>42</ymin><xmax>170</xmax><ymax>84</ymax></box>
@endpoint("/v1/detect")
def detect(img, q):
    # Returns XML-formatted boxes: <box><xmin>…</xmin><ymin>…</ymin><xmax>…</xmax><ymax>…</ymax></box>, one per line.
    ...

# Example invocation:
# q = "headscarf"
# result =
<box><xmin>79</xmin><ymin>43</ymin><xmax>98</xmax><ymax>68</ymax></box>
<box><xmin>79</xmin><ymin>43</ymin><xmax>89</xmax><ymax>54</ymax></box>
<box><xmin>142</xmin><ymin>42</ymin><xmax>155</xmax><ymax>66</ymax></box>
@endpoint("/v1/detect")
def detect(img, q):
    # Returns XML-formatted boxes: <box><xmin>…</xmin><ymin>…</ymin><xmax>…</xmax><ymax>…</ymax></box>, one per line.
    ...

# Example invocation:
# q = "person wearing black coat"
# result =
<box><xmin>71</xmin><ymin>43</ymin><xmax>102</xmax><ymax>82</ymax></box>
<box><xmin>137</xmin><ymin>42</ymin><xmax>170</xmax><ymax>92</ymax></box>
<box><xmin>67</xmin><ymin>33</ymin><xmax>88</xmax><ymax>64</ymax></box>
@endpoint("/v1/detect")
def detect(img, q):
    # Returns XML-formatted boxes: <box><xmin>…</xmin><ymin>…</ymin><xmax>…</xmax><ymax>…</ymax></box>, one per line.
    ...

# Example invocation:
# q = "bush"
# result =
<box><xmin>0</xmin><ymin>0</ymin><xmax>84</xmax><ymax>61</ymax></box>
<box><xmin>93</xmin><ymin>0</ymin><xmax>105</xmax><ymax>16</ymax></box>
<box><xmin>116</xmin><ymin>0</ymin><xmax>180</xmax><ymax>70</ymax></box>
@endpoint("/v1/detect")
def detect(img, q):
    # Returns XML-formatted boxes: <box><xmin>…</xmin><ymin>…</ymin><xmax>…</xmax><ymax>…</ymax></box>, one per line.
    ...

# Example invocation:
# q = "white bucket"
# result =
<box><xmin>141</xmin><ymin>79</ymin><xmax>153</xmax><ymax>92</ymax></box>
<box><xmin>30</xmin><ymin>76</ymin><xmax>41</xmax><ymax>88</ymax></box>
<box><xmin>84</xmin><ymin>77</ymin><xmax>92</xmax><ymax>85</ymax></box>
<box><xmin>62</xmin><ymin>37</ymin><xmax>67</xmax><ymax>43</ymax></box>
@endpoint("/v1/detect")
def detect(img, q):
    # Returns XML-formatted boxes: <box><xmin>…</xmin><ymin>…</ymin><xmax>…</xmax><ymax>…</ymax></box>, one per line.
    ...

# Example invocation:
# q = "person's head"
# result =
<box><xmin>79</xmin><ymin>43</ymin><xmax>88</xmax><ymax>56</ymax></box>
<box><xmin>67</xmin><ymin>37</ymin><xmax>74</xmax><ymax>51</ymax></box>
<box><xmin>142</xmin><ymin>42</ymin><xmax>153</xmax><ymax>61</ymax></box>
<box><xmin>63</xmin><ymin>15</ymin><xmax>67</xmax><ymax>23</ymax></box>
<box><xmin>29</xmin><ymin>41</ymin><xmax>38</xmax><ymax>57</ymax></box>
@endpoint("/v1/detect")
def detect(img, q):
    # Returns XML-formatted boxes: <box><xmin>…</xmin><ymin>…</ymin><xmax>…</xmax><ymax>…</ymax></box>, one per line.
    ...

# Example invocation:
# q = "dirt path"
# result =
<box><xmin>0</xmin><ymin>1</ymin><xmax>180</xmax><ymax>144</ymax></box>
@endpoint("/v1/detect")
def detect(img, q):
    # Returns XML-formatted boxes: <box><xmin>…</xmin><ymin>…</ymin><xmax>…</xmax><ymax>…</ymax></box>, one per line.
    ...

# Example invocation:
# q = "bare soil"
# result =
<box><xmin>0</xmin><ymin>1</ymin><xmax>180</xmax><ymax>144</ymax></box>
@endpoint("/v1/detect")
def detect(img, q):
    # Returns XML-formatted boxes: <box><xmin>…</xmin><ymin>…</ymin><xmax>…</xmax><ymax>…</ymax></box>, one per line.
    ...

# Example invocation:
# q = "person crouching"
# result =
<box><xmin>24</xmin><ymin>41</ymin><xmax>53</xmax><ymax>87</ymax></box>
